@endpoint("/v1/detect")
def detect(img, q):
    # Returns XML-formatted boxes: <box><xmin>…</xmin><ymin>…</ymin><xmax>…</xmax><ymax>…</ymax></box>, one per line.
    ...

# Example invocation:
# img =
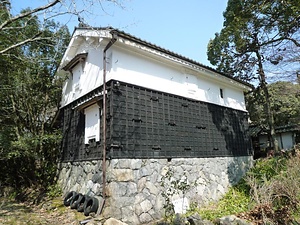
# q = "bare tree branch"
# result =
<box><xmin>0</xmin><ymin>0</ymin><xmax>127</xmax><ymax>54</ymax></box>
<box><xmin>0</xmin><ymin>35</ymin><xmax>50</xmax><ymax>55</ymax></box>
<box><xmin>285</xmin><ymin>37</ymin><xmax>300</xmax><ymax>47</ymax></box>
<box><xmin>0</xmin><ymin>0</ymin><xmax>61</xmax><ymax>31</ymax></box>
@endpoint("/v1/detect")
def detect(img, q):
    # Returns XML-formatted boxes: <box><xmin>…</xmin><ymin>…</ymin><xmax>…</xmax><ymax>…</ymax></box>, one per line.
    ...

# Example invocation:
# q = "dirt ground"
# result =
<box><xmin>0</xmin><ymin>197</ymin><xmax>90</xmax><ymax>225</ymax></box>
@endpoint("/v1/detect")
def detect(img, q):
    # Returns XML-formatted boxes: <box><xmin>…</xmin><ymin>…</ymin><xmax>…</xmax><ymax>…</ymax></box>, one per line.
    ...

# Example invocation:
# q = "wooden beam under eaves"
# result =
<box><xmin>62</xmin><ymin>53</ymin><xmax>88</xmax><ymax>71</ymax></box>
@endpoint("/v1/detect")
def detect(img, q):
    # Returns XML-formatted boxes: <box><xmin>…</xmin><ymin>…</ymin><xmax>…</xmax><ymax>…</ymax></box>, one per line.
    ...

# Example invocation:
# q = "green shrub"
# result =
<box><xmin>247</xmin><ymin>157</ymin><xmax>287</xmax><ymax>183</ymax></box>
<box><xmin>198</xmin><ymin>154</ymin><xmax>294</xmax><ymax>222</ymax></box>
<box><xmin>46</xmin><ymin>184</ymin><xmax>62</xmax><ymax>199</ymax></box>
<box><xmin>198</xmin><ymin>184</ymin><xmax>251</xmax><ymax>221</ymax></box>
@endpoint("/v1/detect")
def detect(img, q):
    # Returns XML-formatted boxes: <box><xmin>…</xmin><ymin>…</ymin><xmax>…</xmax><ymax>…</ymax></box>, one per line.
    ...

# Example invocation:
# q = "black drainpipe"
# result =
<box><xmin>101</xmin><ymin>31</ymin><xmax>117</xmax><ymax>209</ymax></box>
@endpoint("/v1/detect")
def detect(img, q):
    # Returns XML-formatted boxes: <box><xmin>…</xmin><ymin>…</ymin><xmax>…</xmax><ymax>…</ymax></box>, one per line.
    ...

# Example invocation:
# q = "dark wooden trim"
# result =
<box><xmin>62</xmin><ymin>53</ymin><xmax>88</xmax><ymax>71</ymax></box>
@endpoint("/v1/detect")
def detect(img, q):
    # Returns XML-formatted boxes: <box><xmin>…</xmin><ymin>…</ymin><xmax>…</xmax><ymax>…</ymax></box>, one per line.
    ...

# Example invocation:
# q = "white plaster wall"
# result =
<box><xmin>259</xmin><ymin>132</ymin><xmax>295</xmax><ymax>150</ymax></box>
<box><xmin>84</xmin><ymin>104</ymin><xmax>100</xmax><ymax>144</ymax></box>
<box><xmin>109</xmin><ymin>47</ymin><xmax>247</xmax><ymax>111</ymax></box>
<box><xmin>61</xmin><ymin>41</ymin><xmax>247</xmax><ymax>112</ymax></box>
<box><xmin>79</xmin><ymin>48</ymin><xmax>103</xmax><ymax>96</ymax></box>
<box><xmin>278</xmin><ymin>132</ymin><xmax>294</xmax><ymax>150</ymax></box>
<box><xmin>61</xmin><ymin>46</ymin><xmax>104</xmax><ymax>106</ymax></box>
<box><xmin>61</xmin><ymin>74</ymin><xmax>73</xmax><ymax>106</ymax></box>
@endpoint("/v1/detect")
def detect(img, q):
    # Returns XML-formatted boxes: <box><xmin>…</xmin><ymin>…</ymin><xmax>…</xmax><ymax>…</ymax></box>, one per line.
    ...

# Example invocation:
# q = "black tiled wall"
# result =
<box><xmin>107</xmin><ymin>81</ymin><xmax>252</xmax><ymax>159</ymax></box>
<box><xmin>61</xmin><ymin>80</ymin><xmax>252</xmax><ymax>162</ymax></box>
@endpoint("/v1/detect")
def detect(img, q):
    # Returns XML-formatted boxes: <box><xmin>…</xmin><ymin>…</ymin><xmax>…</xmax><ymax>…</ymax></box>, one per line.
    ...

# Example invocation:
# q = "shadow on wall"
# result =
<box><xmin>227</xmin><ymin>156</ymin><xmax>252</xmax><ymax>186</ymax></box>
<box><xmin>207</xmin><ymin>104</ymin><xmax>253</xmax><ymax>186</ymax></box>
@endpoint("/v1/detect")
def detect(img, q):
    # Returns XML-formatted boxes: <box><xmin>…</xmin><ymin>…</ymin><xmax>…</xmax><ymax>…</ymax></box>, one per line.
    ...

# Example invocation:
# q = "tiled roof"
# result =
<box><xmin>249</xmin><ymin>125</ymin><xmax>266</xmax><ymax>137</ymax></box>
<box><xmin>275</xmin><ymin>124</ymin><xmax>300</xmax><ymax>133</ymax></box>
<box><xmin>249</xmin><ymin>124</ymin><xmax>300</xmax><ymax>137</ymax></box>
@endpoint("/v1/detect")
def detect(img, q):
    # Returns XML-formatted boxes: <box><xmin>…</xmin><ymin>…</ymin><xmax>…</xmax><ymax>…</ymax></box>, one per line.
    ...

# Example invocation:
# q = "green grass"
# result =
<box><xmin>196</xmin><ymin>154</ymin><xmax>294</xmax><ymax>222</ymax></box>
<box><xmin>197</xmin><ymin>184</ymin><xmax>251</xmax><ymax>221</ymax></box>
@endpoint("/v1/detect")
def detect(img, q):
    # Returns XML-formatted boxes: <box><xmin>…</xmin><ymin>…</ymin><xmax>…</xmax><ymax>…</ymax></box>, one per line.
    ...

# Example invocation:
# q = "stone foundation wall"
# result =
<box><xmin>58</xmin><ymin>156</ymin><xmax>253</xmax><ymax>224</ymax></box>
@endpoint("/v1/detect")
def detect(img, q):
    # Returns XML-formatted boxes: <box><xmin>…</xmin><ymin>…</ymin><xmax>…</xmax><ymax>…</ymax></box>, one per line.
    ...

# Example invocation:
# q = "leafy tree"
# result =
<box><xmin>247</xmin><ymin>81</ymin><xmax>300</xmax><ymax>127</ymax></box>
<box><xmin>0</xmin><ymin>4</ymin><xmax>70</xmax><ymax>190</ymax></box>
<box><xmin>0</xmin><ymin>0</ymin><xmax>126</xmax><ymax>193</ymax></box>
<box><xmin>207</xmin><ymin>0</ymin><xmax>300</xmax><ymax>152</ymax></box>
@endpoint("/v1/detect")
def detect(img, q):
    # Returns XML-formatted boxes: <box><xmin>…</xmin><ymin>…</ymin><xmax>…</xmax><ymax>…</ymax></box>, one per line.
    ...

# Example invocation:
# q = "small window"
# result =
<box><xmin>220</xmin><ymin>88</ymin><xmax>224</xmax><ymax>99</ymax></box>
<box><xmin>84</xmin><ymin>104</ymin><xmax>100</xmax><ymax>144</ymax></box>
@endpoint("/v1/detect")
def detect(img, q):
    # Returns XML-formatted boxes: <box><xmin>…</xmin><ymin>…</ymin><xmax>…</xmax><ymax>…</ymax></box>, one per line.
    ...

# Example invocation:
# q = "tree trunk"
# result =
<box><xmin>261</xmin><ymin>81</ymin><xmax>279</xmax><ymax>153</ymax></box>
<box><xmin>255</xmin><ymin>50</ymin><xmax>279</xmax><ymax>153</ymax></box>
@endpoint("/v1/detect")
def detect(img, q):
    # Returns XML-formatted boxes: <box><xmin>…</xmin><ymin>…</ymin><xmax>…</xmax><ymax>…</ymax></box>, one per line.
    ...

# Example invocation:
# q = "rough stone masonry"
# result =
<box><xmin>58</xmin><ymin>156</ymin><xmax>252</xmax><ymax>224</ymax></box>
